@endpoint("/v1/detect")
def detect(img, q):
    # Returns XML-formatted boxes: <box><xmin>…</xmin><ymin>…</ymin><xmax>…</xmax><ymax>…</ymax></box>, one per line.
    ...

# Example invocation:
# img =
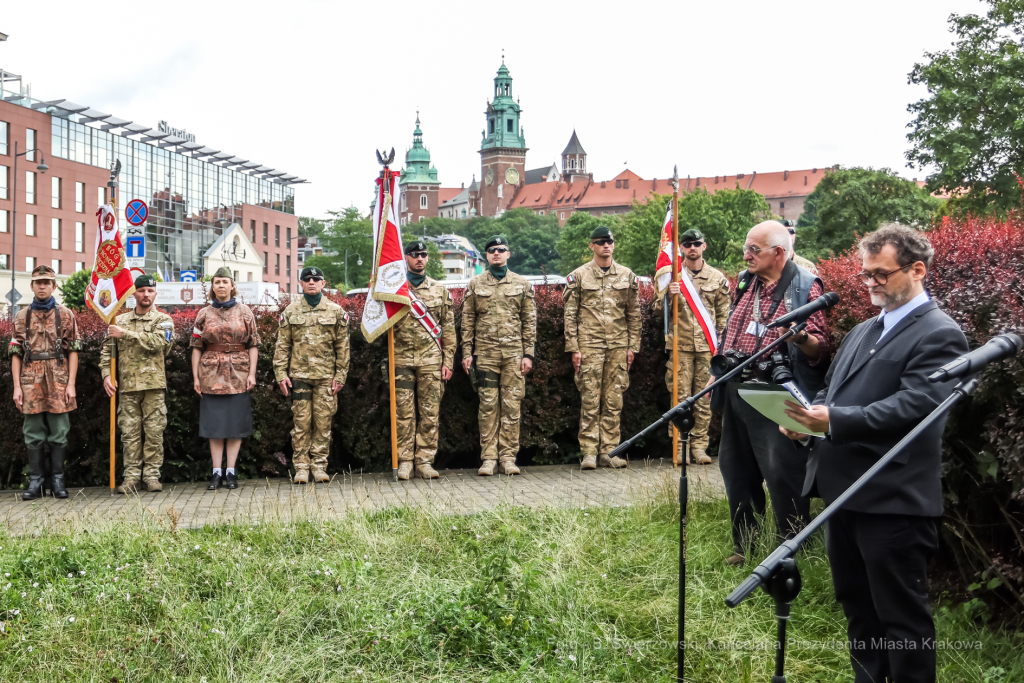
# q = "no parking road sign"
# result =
<box><xmin>126</xmin><ymin>199</ymin><xmax>149</xmax><ymax>226</ymax></box>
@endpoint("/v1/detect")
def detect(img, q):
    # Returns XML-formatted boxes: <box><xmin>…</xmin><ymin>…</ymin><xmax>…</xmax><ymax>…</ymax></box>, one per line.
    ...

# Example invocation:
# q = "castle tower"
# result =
<box><xmin>399</xmin><ymin>112</ymin><xmax>440</xmax><ymax>225</ymax></box>
<box><xmin>479</xmin><ymin>60</ymin><xmax>527</xmax><ymax>218</ymax></box>
<box><xmin>561</xmin><ymin>130</ymin><xmax>588</xmax><ymax>183</ymax></box>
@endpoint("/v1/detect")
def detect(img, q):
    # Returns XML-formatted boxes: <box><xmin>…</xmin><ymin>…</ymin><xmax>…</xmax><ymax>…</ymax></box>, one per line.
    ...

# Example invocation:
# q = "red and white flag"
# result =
<box><xmin>654</xmin><ymin>204</ymin><xmax>718</xmax><ymax>354</ymax></box>
<box><xmin>86</xmin><ymin>204</ymin><xmax>136</xmax><ymax>324</ymax></box>
<box><xmin>361</xmin><ymin>170</ymin><xmax>411</xmax><ymax>342</ymax></box>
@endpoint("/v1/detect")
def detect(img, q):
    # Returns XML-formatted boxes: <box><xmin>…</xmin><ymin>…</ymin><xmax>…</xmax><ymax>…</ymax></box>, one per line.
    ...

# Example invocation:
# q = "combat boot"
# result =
<box><xmin>599</xmin><ymin>454</ymin><xmax>627</xmax><ymax>469</ymax></box>
<box><xmin>498</xmin><ymin>460</ymin><xmax>520</xmax><ymax>475</ymax></box>
<box><xmin>293</xmin><ymin>469</ymin><xmax>309</xmax><ymax>485</ymax></box>
<box><xmin>477</xmin><ymin>460</ymin><xmax>497</xmax><ymax>476</ymax></box>
<box><xmin>580</xmin><ymin>454</ymin><xmax>598</xmax><ymax>470</ymax></box>
<box><xmin>143</xmin><ymin>479</ymin><xmax>163</xmax><ymax>492</ymax></box>
<box><xmin>690</xmin><ymin>450</ymin><xmax>712</xmax><ymax>465</ymax></box>
<box><xmin>396</xmin><ymin>461</ymin><xmax>413</xmax><ymax>480</ymax></box>
<box><xmin>49</xmin><ymin>446</ymin><xmax>68</xmax><ymax>499</ymax></box>
<box><xmin>312</xmin><ymin>469</ymin><xmax>330</xmax><ymax>484</ymax></box>
<box><xmin>22</xmin><ymin>447</ymin><xmax>45</xmax><ymax>500</ymax></box>
<box><xmin>415</xmin><ymin>462</ymin><xmax>439</xmax><ymax>479</ymax></box>
<box><xmin>117</xmin><ymin>478</ymin><xmax>141</xmax><ymax>494</ymax></box>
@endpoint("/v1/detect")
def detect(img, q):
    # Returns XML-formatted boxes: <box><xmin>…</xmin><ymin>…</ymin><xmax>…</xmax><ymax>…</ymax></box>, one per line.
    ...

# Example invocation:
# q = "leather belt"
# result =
<box><xmin>206</xmin><ymin>343</ymin><xmax>245</xmax><ymax>353</ymax></box>
<box><xmin>27</xmin><ymin>352</ymin><xmax>61</xmax><ymax>361</ymax></box>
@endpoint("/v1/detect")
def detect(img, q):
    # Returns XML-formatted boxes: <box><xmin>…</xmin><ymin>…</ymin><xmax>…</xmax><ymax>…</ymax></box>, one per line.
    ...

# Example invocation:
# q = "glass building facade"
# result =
<box><xmin>51</xmin><ymin>118</ymin><xmax>294</xmax><ymax>277</ymax></box>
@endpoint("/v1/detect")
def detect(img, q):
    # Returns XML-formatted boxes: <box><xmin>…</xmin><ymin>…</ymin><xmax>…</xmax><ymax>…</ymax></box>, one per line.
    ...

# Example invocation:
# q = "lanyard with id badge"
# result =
<box><xmin>745</xmin><ymin>279</ymin><xmax>813</xmax><ymax>408</ymax></box>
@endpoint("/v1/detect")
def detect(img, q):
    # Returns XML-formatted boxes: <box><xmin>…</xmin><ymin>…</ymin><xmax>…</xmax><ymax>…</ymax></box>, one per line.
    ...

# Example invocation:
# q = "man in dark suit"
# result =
<box><xmin>781</xmin><ymin>223</ymin><xmax>968</xmax><ymax>683</ymax></box>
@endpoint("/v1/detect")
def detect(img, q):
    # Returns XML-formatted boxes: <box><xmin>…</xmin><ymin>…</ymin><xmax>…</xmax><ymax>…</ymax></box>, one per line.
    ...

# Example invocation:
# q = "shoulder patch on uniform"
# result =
<box><xmin>343</xmin><ymin>311</ymin><xmax>350</xmax><ymax>322</ymax></box>
<box><xmin>566</xmin><ymin>274</ymin><xmax>575</xmax><ymax>285</ymax></box>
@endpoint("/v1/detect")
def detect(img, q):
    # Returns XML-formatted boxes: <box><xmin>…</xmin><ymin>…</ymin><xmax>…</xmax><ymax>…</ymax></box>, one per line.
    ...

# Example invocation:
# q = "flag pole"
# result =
<box><xmin>107</xmin><ymin>162</ymin><xmax>120</xmax><ymax>492</ymax></box>
<box><xmin>388</xmin><ymin>327</ymin><xmax>399</xmax><ymax>479</ymax></box>
<box><xmin>671</xmin><ymin>166</ymin><xmax>681</xmax><ymax>468</ymax></box>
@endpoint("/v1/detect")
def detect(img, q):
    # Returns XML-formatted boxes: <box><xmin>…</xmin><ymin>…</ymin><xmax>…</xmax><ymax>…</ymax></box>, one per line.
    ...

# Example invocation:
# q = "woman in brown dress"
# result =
<box><xmin>190</xmin><ymin>267</ymin><xmax>259</xmax><ymax>491</ymax></box>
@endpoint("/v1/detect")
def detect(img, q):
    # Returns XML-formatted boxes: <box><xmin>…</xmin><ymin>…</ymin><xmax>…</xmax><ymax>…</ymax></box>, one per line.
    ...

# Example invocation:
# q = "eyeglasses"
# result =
<box><xmin>742</xmin><ymin>244</ymin><xmax>780</xmax><ymax>256</ymax></box>
<box><xmin>681</xmin><ymin>241</ymin><xmax>704</xmax><ymax>248</ymax></box>
<box><xmin>301</xmin><ymin>276</ymin><xmax>324</xmax><ymax>283</ymax></box>
<box><xmin>856</xmin><ymin>264</ymin><xmax>912</xmax><ymax>285</ymax></box>
<box><xmin>592</xmin><ymin>239</ymin><xmax>614</xmax><ymax>246</ymax></box>
<box><xmin>486</xmin><ymin>247</ymin><xmax>509</xmax><ymax>254</ymax></box>
<box><xmin>408</xmin><ymin>251</ymin><xmax>429</xmax><ymax>259</ymax></box>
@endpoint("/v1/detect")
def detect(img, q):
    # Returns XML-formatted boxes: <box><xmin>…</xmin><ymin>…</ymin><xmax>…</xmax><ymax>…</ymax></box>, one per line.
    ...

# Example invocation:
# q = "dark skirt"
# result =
<box><xmin>199</xmin><ymin>392</ymin><xmax>253</xmax><ymax>439</ymax></box>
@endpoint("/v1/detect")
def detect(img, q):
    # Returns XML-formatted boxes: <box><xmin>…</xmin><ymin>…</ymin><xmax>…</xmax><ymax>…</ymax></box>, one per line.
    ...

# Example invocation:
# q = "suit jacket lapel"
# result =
<box><xmin>836</xmin><ymin>300</ymin><xmax>936</xmax><ymax>389</ymax></box>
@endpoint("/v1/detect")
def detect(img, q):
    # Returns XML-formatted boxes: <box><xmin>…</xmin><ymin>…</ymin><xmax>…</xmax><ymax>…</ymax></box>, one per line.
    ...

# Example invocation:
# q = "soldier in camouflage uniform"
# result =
<box><xmin>653</xmin><ymin>229</ymin><xmax>730</xmax><ymax>465</ymax></box>
<box><xmin>392</xmin><ymin>240</ymin><xmax>456</xmax><ymax>480</ymax></box>
<box><xmin>100</xmin><ymin>274</ymin><xmax>175</xmax><ymax>493</ymax></box>
<box><xmin>9</xmin><ymin>265</ymin><xmax>81</xmax><ymax>500</ymax></box>
<box><xmin>563</xmin><ymin>226</ymin><xmax>642</xmax><ymax>469</ymax></box>
<box><xmin>461</xmin><ymin>236</ymin><xmax>537</xmax><ymax>476</ymax></box>
<box><xmin>274</xmin><ymin>266</ymin><xmax>350</xmax><ymax>485</ymax></box>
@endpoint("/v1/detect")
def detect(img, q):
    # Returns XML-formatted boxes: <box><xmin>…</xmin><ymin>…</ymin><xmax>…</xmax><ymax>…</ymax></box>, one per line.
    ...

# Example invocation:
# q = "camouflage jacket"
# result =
<box><xmin>8</xmin><ymin>304</ymin><xmax>81</xmax><ymax>414</ymax></box>
<box><xmin>393</xmin><ymin>277</ymin><xmax>456</xmax><ymax>370</ymax></box>
<box><xmin>652</xmin><ymin>262</ymin><xmax>731</xmax><ymax>353</ymax></box>
<box><xmin>461</xmin><ymin>269</ymin><xmax>537</xmax><ymax>360</ymax></box>
<box><xmin>563</xmin><ymin>260</ymin><xmax>642</xmax><ymax>353</ymax></box>
<box><xmin>273</xmin><ymin>297</ymin><xmax>351</xmax><ymax>384</ymax></box>
<box><xmin>189</xmin><ymin>303</ymin><xmax>260</xmax><ymax>395</ymax></box>
<box><xmin>99</xmin><ymin>309</ymin><xmax>174</xmax><ymax>392</ymax></box>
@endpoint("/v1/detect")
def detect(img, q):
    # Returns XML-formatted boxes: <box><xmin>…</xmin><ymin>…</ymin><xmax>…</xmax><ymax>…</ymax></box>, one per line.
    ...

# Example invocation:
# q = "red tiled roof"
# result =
<box><xmin>438</xmin><ymin>187</ymin><xmax>463</xmax><ymax>204</ymax></box>
<box><xmin>682</xmin><ymin>168</ymin><xmax>831</xmax><ymax>199</ymax></box>
<box><xmin>575</xmin><ymin>170</ymin><xmax>676</xmax><ymax>210</ymax></box>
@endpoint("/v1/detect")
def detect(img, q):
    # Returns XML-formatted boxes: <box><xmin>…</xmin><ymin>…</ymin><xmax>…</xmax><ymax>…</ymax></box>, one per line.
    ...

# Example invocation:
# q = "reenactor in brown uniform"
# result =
<box><xmin>8</xmin><ymin>265</ymin><xmax>81</xmax><ymax>500</ymax></box>
<box><xmin>274</xmin><ymin>266</ymin><xmax>350</xmax><ymax>484</ymax></box>
<box><xmin>100</xmin><ymin>274</ymin><xmax>175</xmax><ymax>492</ymax></box>
<box><xmin>653</xmin><ymin>229</ymin><xmax>730</xmax><ymax>464</ymax></box>
<box><xmin>461</xmin><ymin>236</ymin><xmax>536</xmax><ymax>476</ymax></box>
<box><xmin>563</xmin><ymin>226</ymin><xmax>642</xmax><ymax>469</ymax></box>
<box><xmin>392</xmin><ymin>241</ymin><xmax>456</xmax><ymax>480</ymax></box>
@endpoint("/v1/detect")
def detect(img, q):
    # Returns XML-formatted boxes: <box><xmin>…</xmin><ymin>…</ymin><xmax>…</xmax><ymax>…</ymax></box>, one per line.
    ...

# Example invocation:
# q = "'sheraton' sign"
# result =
<box><xmin>158</xmin><ymin>120</ymin><xmax>196</xmax><ymax>143</ymax></box>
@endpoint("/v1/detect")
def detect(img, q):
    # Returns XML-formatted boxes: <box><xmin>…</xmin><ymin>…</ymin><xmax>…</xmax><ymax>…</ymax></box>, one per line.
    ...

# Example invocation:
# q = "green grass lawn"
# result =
<box><xmin>0</xmin><ymin>479</ymin><xmax>1020</xmax><ymax>682</ymax></box>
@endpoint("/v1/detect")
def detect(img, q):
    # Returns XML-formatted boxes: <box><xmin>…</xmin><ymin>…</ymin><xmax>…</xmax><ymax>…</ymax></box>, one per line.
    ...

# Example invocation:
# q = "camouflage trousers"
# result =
<box><xmin>665</xmin><ymin>351</ymin><xmax>712</xmax><ymax>459</ymax></box>
<box><xmin>477</xmin><ymin>355</ymin><xmax>525</xmax><ymax>462</ymax></box>
<box><xmin>395</xmin><ymin>365</ymin><xmax>444</xmax><ymax>464</ymax></box>
<box><xmin>574</xmin><ymin>347</ymin><xmax>630</xmax><ymax>457</ymax></box>
<box><xmin>119</xmin><ymin>389</ymin><xmax>167</xmax><ymax>481</ymax></box>
<box><xmin>290</xmin><ymin>378</ymin><xmax>338</xmax><ymax>473</ymax></box>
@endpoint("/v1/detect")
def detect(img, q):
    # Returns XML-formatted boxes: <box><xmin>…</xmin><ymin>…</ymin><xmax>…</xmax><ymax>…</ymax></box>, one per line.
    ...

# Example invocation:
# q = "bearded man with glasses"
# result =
<box><xmin>461</xmin><ymin>236</ymin><xmax>537</xmax><ymax>476</ymax></box>
<box><xmin>563</xmin><ymin>225</ymin><xmax>642</xmax><ymax>469</ymax></box>
<box><xmin>274</xmin><ymin>266</ymin><xmax>351</xmax><ymax>484</ymax></box>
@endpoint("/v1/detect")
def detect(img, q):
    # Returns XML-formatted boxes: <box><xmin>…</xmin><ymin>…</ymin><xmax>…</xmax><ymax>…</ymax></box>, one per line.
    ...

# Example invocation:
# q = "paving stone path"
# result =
<box><xmin>0</xmin><ymin>460</ymin><xmax>724</xmax><ymax>533</ymax></box>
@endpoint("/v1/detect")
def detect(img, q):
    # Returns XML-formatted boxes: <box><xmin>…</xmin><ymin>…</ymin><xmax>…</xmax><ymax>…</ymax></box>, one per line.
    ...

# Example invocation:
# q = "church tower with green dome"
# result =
<box><xmin>400</xmin><ymin>112</ymin><xmax>441</xmax><ymax>225</ymax></box>
<box><xmin>479</xmin><ymin>60</ymin><xmax>528</xmax><ymax>218</ymax></box>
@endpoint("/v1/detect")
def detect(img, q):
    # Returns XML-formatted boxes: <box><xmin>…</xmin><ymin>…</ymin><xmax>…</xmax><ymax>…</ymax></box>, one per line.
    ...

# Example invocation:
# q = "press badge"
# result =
<box><xmin>745</xmin><ymin>320</ymin><xmax>769</xmax><ymax>338</ymax></box>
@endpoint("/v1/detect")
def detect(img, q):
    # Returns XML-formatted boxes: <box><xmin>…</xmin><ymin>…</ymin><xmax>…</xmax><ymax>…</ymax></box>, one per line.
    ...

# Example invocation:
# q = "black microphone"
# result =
<box><xmin>927</xmin><ymin>333</ymin><xmax>1022</xmax><ymax>383</ymax></box>
<box><xmin>766</xmin><ymin>292</ymin><xmax>840</xmax><ymax>329</ymax></box>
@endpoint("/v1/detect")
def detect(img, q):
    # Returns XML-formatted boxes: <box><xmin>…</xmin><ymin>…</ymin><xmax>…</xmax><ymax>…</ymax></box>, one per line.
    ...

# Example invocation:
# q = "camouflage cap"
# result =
<box><xmin>680</xmin><ymin>229</ymin><xmax>704</xmax><ymax>242</ymax></box>
<box><xmin>212</xmin><ymin>266</ymin><xmax>234</xmax><ymax>280</ymax></box>
<box><xmin>300</xmin><ymin>266</ymin><xmax>324</xmax><ymax>280</ymax></box>
<box><xmin>404</xmin><ymin>241</ymin><xmax>428</xmax><ymax>255</ymax></box>
<box><xmin>590</xmin><ymin>226</ymin><xmax>614</xmax><ymax>241</ymax></box>
<box><xmin>30</xmin><ymin>265</ymin><xmax>57</xmax><ymax>281</ymax></box>
<box><xmin>485</xmin><ymin>235</ymin><xmax>509</xmax><ymax>250</ymax></box>
<box><xmin>134</xmin><ymin>274</ymin><xmax>157</xmax><ymax>289</ymax></box>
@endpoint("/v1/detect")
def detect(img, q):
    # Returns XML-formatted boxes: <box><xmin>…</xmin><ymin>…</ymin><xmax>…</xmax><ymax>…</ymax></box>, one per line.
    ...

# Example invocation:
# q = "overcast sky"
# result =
<box><xmin>2</xmin><ymin>0</ymin><xmax>983</xmax><ymax>218</ymax></box>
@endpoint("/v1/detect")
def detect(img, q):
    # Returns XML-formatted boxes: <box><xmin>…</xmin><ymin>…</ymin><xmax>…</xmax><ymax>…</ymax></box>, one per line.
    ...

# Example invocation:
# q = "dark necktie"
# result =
<box><xmin>852</xmin><ymin>317</ymin><xmax>885</xmax><ymax>368</ymax></box>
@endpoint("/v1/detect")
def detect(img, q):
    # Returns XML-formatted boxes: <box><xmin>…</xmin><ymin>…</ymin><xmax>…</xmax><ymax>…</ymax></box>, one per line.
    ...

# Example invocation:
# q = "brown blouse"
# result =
<box><xmin>190</xmin><ymin>303</ymin><xmax>260</xmax><ymax>395</ymax></box>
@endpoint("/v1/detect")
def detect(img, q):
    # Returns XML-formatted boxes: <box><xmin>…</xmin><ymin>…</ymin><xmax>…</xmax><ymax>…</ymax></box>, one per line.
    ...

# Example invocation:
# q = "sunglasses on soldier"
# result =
<box><xmin>591</xmin><ymin>238</ymin><xmax>614</xmax><ymax>246</ymax></box>
<box><xmin>486</xmin><ymin>247</ymin><xmax>509</xmax><ymax>254</ymax></box>
<box><xmin>681</xmin><ymin>240</ymin><xmax>704</xmax><ymax>248</ymax></box>
<box><xmin>408</xmin><ymin>251</ymin><xmax>429</xmax><ymax>259</ymax></box>
<box><xmin>301</xmin><ymin>276</ymin><xmax>324</xmax><ymax>283</ymax></box>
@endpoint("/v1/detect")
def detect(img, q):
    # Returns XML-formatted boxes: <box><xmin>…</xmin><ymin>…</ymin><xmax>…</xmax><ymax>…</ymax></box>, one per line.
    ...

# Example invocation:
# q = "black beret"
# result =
<box><xmin>680</xmin><ymin>229</ymin><xmax>704</xmax><ymax>242</ymax></box>
<box><xmin>300</xmin><ymin>266</ymin><xmax>324</xmax><ymax>280</ymax></box>
<box><xmin>485</xmin><ymin>235</ymin><xmax>509</xmax><ymax>249</ymax></box>
<box><xmin>404</xmin><ymin>241</ymin><xmax>428</xmax><ymax>255</ymax></box>
<box><xmin>134</xmin><ymin>274</ymin><xmax>157</xmax><ymax>289</ymax></box>
<box><xmin>590</xmin><ymin>226</ymin><xmax>613</xmax><ymax>241</ymax></box>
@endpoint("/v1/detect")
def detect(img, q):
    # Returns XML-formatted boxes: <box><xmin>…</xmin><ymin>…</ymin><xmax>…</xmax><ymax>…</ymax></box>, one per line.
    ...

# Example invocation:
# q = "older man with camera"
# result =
<box><xmin>711</xmin><ymin>220</ymin><xmax>832</xmax><ymax>566</ymax></box>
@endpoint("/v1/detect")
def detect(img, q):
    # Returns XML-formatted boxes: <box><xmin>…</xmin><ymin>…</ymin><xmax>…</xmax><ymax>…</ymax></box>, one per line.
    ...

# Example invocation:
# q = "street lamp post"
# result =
<box><xmin>343</xmin><ymin>249</ymin><xmax>362</xmax><ymax>295</ymax></box>
<box><xmin>8</xmin><ymin>141</ymin><xmax>49</xmax><ymax>316</ymax></box>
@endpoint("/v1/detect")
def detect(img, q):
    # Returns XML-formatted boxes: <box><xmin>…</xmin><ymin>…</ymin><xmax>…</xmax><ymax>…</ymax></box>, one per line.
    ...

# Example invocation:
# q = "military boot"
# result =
<box><xmin>498</xmin><ymin>460</ymin><xmax>520</xmax><ymax>475</ymax></box>
<box><xmin>143</xmin><ymin>479</ymin><xmax>163</xmax><ymax>492</ymax></box>
<box><xmin>117</xmin><ymin>478</ymin><xmax>142</xmax><ymax>494</ymax></box>
<box><xmin>396</xmin><ymin>461</ymin><xmax>414</xmax><ymax>480</ymax></box>
<box><xmin>477</xmin><ymin>460</ymin><xmax>497</xmax><ymax>476</ymax></box>
<box><xmin>22</xmin><ymin>448</ymin><xmax>45</xmax><ymax>501</ymax></box>
<box><xmin>690</xmin><ymin>450</ymin><xmax>712</xmax><ymax>465</ymax></box>
<box><xmin>599</xmin><ymin>454</ymin><xmax>628</xmax><ymax>469</ymax></box>
<box><xmin>580</xmin><ymin>454</ymin><xmax>598</xmax><ymax>470</ymax></box>
<box><xmin>293</xmin><ymin>469</ymin><xmax>309</xmax><ymax>485</ymax></box>
<box><xmin>415</xmin><ymin>462</ymin><xmax>439</xmax><ymax>479</ymax></box>
<box><xmin>50</xmin><ymin>446</ymin><xmax>69</xmax><ymax>499</ymax></box>
<box><xmin>312</xmin><ymin>469</ymin><xmax>330</xmax><ymax>484</ymax></box>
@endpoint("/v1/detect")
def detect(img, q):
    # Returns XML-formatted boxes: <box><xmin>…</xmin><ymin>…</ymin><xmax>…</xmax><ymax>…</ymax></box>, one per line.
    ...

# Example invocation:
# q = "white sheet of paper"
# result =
<box><xmin>738</xmin><ymin>388</ymin><xmax>825</xmax><ymax>437</ymax></box>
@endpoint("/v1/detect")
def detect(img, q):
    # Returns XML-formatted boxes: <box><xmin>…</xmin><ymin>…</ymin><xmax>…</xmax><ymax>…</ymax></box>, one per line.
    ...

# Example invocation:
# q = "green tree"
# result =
<box><xmin>675</xmin><ymin>186</ymin><xmax>771</xmax><ymax>271</ymax></box>
<box><xmin>402</xmin><ymin>233</ymin><xmax>445</xmax><ymax>280</ymax></box>
<box><xmin>298</xmin><ymin>215</ymin><xmax>328</xmax><ymax>237</ymax></box>
<box><xmin>796</xmin><ymin>167</ymin><xmax>941</xmax><ymax>259</ymax></box>
<box><xmin>303</xmin><ymin>207</ymin><xmax>374</xmax><ymax>292</ymax></box>
<box><xmin>555</xmin><ymin>211</ymin><xmax>618</xmax><ymax>274</ymax></box>
<box><xmin>58</xmin><ymin>269</ymin><xmax>92</xmax><ymax>310</ymax></box>
<box><xmin>906</xmin><ymin>0</ymin><xmax>1024</xmax><ymax>215</ymax></box>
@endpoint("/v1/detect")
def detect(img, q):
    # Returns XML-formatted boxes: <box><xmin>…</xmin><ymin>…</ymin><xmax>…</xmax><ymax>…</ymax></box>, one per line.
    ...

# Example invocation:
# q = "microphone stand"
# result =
<box><xmin>610</xmin><ymin>321</ymin><xmax>807</xmax><ymax>683</ymax></box>
<box><xmin>724</xmin><ymin>377</ymin><xmax>980</xmax><ymax>683</ymax></box>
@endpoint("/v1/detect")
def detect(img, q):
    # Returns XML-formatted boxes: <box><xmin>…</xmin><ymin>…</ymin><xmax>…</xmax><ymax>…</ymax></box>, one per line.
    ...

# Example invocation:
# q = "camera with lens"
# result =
<box><xmin>711</xmin><ymin>349</ymin><xmax>752</xmax><ymax>379</ymax></box>
<box><xmin>755</xmin><ymin>349</ymin><xmax>794</xmax><ymax>385</ymax></box>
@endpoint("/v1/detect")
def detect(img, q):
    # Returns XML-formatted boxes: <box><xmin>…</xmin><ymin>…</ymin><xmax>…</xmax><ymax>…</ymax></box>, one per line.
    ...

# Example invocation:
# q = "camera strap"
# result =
<box><xmin>751</xmin><ymin>260</ymin><xmax>798</xmax><ymax>355</ymax></box>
